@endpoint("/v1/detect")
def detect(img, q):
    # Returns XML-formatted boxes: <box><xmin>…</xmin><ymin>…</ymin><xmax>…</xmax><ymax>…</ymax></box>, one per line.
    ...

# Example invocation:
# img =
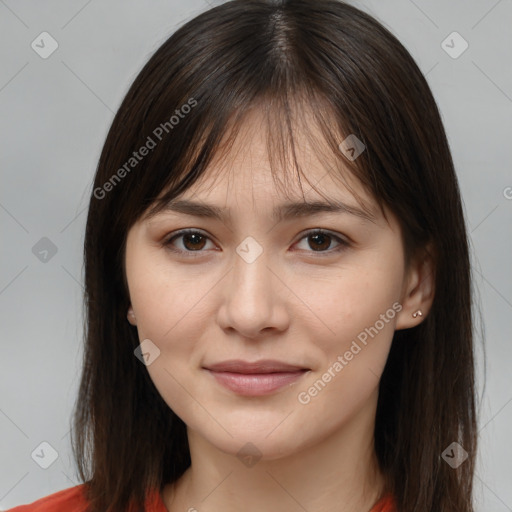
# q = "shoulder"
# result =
<box><xmin>370</xmin><ymin>492</ymin><xmax>397</xmax><ymax>512</ymax></box>
<box><xmin>5</xmin><ymin>484</ymin><xmax>89</xmax><ymax>512</ymax></box>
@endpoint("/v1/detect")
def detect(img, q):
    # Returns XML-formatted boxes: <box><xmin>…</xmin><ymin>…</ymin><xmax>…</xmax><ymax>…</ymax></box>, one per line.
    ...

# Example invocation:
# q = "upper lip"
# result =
<box><xmin>204</xmin><ymin>359</ymin><xmax>309</xmax><ymax>374</ymax></box>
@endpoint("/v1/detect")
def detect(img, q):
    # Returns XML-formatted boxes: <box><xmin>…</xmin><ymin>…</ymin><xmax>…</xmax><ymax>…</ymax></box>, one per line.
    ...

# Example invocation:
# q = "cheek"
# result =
<box><xmin>127</xmin><ymin>260</ymin><xmax>209</xmax><ymax>342</ymax></box>
<box><xmin>295</xmin><ymin>256</ymin><xmax>403</xmax><ymax>351</ymax></box>
<box><xmin>294</xmin><ymin>306</ymin><xmax>397</xmax><ymax>434</ymax></box>
<box><xmin>127</xmin><ymin>265</ymin><xmax>208</xmax><ymax>422</ymax></box>
<box><xmin>293</xmin><ymin>253</ymin><xmax>403</xmax><ymax>419</ymax></box>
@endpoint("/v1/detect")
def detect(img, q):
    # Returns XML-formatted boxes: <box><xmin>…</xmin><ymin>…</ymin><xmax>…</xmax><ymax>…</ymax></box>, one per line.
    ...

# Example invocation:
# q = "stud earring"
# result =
<box><xmin>412</xmin><ymin>310</ymin><xmax>423</xmax><ymax>318</ymax></box>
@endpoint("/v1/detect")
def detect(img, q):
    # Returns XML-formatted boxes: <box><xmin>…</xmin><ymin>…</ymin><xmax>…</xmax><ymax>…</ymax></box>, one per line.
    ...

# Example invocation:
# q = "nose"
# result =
<box><xmin>216</xmin><ymin>245</ymin><xmax>289</xmax><ymax>339</ymax></box>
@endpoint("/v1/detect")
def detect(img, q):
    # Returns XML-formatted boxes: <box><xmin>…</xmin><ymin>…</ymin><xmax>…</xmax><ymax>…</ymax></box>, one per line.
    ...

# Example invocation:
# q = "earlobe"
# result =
<box><xmin>127</xmin><ymin>306</ymin><xmax>137</xmax><ymax>326</ymax></box>
<box><xmin>395</xmin><ymin>244</ymin><xmax>436</xmax><ymax>330</ymax></box>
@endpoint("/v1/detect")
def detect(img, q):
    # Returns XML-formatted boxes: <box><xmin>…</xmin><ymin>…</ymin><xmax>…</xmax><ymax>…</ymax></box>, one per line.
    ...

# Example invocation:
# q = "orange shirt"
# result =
<box><xmin>5</xmin><ymin>484</ymin><xmax>165</xmax><ymax>512</ymax></box>
<box><xmin>6</xmin><ymin>484</ymin><xmax>396</xmax><ymax>511</ymax></box>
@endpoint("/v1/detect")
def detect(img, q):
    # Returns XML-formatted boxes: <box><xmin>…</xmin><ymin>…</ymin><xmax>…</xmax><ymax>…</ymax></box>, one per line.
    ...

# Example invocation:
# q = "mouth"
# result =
<box><xmin>203</xmin><ymin>359</ymin><xmax>310</xmax><ymax>396</ymax></box>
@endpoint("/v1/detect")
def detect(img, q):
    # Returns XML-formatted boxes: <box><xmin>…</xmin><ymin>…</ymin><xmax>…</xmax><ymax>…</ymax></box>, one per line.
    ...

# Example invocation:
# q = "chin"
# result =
<box><xmin>194</xmin><ymin>418</ymin><xmax>313</xmax><ymax>464</ymax></box>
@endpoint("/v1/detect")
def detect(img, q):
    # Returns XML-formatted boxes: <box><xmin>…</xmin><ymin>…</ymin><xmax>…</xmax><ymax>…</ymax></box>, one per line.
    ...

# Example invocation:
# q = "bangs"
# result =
<box><xmin>141</xmin><ymin>85</ymin><xmax>386</xmax><ymax>226</ymax></box>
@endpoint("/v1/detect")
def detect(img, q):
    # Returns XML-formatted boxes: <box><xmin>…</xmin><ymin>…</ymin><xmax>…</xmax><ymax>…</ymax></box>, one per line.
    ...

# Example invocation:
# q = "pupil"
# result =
<box><xmin>184</xmin><ymin>233</ymin><xmax>205</xmax><ymax>250</ymax></box>
<box><xmin>310</xmin><ymin>233</ymin><xmax>330</xmax><ymax>251</ymax></box>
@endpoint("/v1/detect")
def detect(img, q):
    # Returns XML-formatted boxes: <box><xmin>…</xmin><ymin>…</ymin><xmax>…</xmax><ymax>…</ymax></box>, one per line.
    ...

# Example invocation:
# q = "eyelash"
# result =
<box><xmin>162</xmin><ymin>228</ymin><xmax>350</xmax><ymax>258</ymax></box>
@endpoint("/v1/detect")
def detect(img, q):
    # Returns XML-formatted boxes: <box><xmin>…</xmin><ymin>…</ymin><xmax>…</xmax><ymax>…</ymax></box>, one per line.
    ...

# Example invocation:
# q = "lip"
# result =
<box><xmin>203</xmin><ymin>359</ymin><xmax>310</xmax><ymax>396</ymax></box>
<box><xmin>204</xmin><ymin>359</ymin><xmax>309</xmax><ymax>374</ymax></box>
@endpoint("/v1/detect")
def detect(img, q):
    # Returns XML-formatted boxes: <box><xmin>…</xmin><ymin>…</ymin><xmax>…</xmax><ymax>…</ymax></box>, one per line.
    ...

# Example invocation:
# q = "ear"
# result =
<box><xmin>127</xmin><ymin>305</ymin><xmax>137</xmax><ymax>326</ymax></box>
<box><xmin>395</xmin><ymin>242</ymin><xmax>436</xmax><ymax>330</ymax></box>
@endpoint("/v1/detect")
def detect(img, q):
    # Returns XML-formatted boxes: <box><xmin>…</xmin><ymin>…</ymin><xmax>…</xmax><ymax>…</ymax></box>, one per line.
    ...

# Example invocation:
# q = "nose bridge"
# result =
<box><xmin>232</xmin><ymin>237</ymin><xmax>274</xmax><ymax>306</ymax></box>
<box><xmin>220</xmin><ymin>237</ymin><xmax>284</xmax><ymax>335</ymax></box>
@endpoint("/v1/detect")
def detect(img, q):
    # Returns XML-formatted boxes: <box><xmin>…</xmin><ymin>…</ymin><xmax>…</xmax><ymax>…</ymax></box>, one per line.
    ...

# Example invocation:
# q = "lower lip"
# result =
<box><xmin>206</xmin><ymin>370</ymin><xmax>308</xmax><ymax>396</ymax></box>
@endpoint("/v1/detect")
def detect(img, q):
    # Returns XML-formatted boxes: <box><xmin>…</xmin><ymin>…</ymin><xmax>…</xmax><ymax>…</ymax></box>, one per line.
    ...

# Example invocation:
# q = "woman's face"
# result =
<box><xmin>124</xmin><ymin>114</ymin><xmax>418</xmax><ymax>461</ymax></box>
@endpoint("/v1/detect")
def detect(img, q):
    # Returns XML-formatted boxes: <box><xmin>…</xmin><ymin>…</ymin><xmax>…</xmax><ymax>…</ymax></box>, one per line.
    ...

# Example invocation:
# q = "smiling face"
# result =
<box><xmin>124</xmin><ymin>108</ymin><xmax>425</xmax><ymax>463</ymax></box>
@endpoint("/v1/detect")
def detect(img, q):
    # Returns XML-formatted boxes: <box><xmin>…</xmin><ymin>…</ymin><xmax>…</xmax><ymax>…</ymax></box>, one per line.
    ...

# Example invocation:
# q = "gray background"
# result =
<box><xmin>1</xmin><ymin>0</ymin><xmax>511</xmax><ymax>509</ymax></box>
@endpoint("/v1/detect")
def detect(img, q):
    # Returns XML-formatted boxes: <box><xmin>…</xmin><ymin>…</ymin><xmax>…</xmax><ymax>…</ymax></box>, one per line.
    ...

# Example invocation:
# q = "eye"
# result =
<box><xmin>293</xmin><ymin>229</ymin><xmax>349</xmax><ymax>254</ymax></box>
<box><xmin>163</xmin><ymin>229</ymin><xmax>215</xmax><ymax>255</ymax></box>
<box><xmin>163</xmin><ymin>228</ymin><xmax>349</xmax><ymax>257</ymax></box>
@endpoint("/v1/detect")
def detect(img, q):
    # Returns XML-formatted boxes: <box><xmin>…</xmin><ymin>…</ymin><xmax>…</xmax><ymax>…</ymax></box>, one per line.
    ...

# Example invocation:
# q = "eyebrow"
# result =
<box><xmin>152</xmin><ymin>198</ymin><xmax>377</xmax><ymax>224</ymax></box>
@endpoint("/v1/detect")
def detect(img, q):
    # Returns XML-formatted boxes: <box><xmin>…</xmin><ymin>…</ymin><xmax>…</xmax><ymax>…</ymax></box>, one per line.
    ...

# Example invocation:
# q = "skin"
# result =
<box><xmin>124</xmin><ymin>109</ymin><xmax>435</xmax><ymax>512</ymax></box>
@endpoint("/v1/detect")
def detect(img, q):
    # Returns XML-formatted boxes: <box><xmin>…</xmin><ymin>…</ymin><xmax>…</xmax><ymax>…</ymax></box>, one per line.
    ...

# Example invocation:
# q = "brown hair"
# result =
<box><xmin>72</xmin><ymin>1</ymin><xmax>480</xmax><ymax>510</ymax></box>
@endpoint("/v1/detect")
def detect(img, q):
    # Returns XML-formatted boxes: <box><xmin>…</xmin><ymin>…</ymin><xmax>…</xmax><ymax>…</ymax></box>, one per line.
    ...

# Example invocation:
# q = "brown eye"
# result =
<box><xmin>164</xmin><ymin>229</ymin><xmax>214</xmax><ymax>254</ymax></box>
<box><xmin>307</xmin><ymin>232</ymin><xmax>332</xmax><ymax>251</ymax></box>
<box><xmin>295</xmin><ymin>229</ymin><xmax>348</xmax><ymax>254</ymax></box>
<box><xmin>181</xmin><ymin>232</ymin><xmax>207</xmax><ymax>251</ymax></box>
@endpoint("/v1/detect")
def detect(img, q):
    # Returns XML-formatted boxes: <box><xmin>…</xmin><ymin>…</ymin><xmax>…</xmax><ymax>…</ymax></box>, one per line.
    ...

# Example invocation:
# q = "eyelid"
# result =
<box><xmin>162</xmin><ymin>228</ymin><xmax>216</xmax><ymax>256</ymax></box>
<box><xmin>162</xmin><ymin>227</ymin><xmax>350</xmax><ymax>258</ymax></box>
<box><xmin>293</xmin><ymin>228</ymin><xmax>349</xmax><ymax>254</ymax></box>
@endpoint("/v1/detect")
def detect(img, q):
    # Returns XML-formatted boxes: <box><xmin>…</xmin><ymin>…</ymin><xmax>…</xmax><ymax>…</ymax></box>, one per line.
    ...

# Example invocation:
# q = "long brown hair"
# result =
<box><xmin>72</xmin><ymin>1</ymin><xmax>480</xmax><ymax>510</ymax></box>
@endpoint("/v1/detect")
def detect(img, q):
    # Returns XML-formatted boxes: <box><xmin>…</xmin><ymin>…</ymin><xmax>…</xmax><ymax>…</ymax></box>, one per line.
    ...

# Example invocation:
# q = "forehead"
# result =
<box><xmin>181</xmin><ymin>104</ymin><xmax>377</xmax><ymax>215</ymax></box>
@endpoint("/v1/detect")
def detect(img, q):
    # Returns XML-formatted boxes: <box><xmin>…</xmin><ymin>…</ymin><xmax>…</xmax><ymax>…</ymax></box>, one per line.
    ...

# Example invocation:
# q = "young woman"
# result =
<box><xmin>8</xmin><ymin>0</ymin><xmax>478</xmax><ymax>511</ymax></box>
